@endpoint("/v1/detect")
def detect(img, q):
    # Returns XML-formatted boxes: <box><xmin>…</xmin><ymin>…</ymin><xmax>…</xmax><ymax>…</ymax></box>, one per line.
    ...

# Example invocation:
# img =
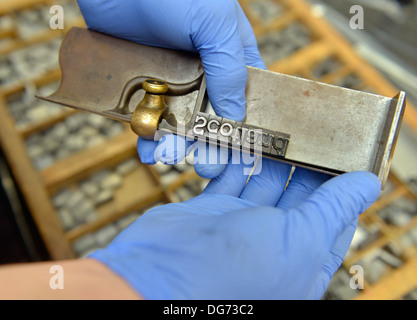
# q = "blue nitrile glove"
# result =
<box><xmin>89</xmin><ymin>159</ymin><xmax>381</xmax><ymax>300</ymax></box>
<box><xmin>77</xmin><ymin>0</ymin><xmax>266</xmax><ymax>178</ymax></box>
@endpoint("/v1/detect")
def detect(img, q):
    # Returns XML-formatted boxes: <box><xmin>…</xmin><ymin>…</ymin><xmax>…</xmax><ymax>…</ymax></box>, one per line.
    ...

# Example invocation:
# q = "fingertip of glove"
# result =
<box><xmin>138</xmin><ymin>152</ymin><xmax>157</xmax><ymax>165</ymax></box>
<box><xmin>246</xmin><ymin>57</ymin><xmax>267</xmax><ymax>70</ymax></box>
<box><xmin>341</xmin><ymin>171</ymin><xmax>381</xmax><ymax>199</ymax></box>
<box><xmin>194</xmin><ymin>163</ymin><xmax>227</xmax><ymax>179</ymax></box>
<box><xmin>325</xmin><ymin>171</ymin><xmax>381</xmax><ymax>209</ymax></box>
<box><xmin>136</xmin><ymin>137</ymin><xmax>157</xmax><ymax>165</ymax></box>
<box><xmin>212</xmin><ymin>103</ymin><xmax>246</xmax><ymax>122</ymax></box>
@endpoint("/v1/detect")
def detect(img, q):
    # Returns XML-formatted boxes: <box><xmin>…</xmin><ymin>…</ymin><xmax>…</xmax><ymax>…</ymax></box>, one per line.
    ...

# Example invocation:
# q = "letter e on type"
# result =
<box><xmin>49</xmin><ymin>5</ymin><xmax>64</xmax><ymax>30</ymax></box>
<box><xmin>349</xmin><ymin>5</ymin><xmax>364</xmax><ymax>30</ymax></box>
<box><xmin>49</xmin><ymin>265</ymin><xmax>64</xmax><ymax>290</ymax></box>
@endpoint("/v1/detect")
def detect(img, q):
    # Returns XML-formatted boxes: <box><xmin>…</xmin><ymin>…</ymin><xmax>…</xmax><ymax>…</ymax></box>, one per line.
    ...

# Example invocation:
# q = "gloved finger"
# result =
<box><xmin>188</xmin><ymin>0</ymin><xmax>259</xmax><ymax>179</ymax></box>
<box><xmin>234</xmin><ymin>1</ymin><xmax>267</xmax><ymax>70</ymax></box>
<box><xmin>276</xmin><ymin>167</ymin><xmax>331</xmax><ymax>210</ymax></box>
<box><xmin>191</xmin><ymin>1</ymin><xmax>248</xmax><ymax>121</ymax></box>
<box><xmin>288</xmin><ymin>172</ymin><xmax>380</xmax><ymax>258</ymax></box>
<box><xmin>239</xmin><ymin>158</ymin><xmax>292</xmax><ymax>206</ymax></box>
<box><xmin>79</xmin><ymin>0</ymin><xmax>253</xmax><ymax>122</ymax></box>
<box><xmin>153</xmin><ymin>134</ymin><xmax>194</xmax><ymax>165</ymax></box>
<box><xmin>280</xmin><ymin>172</ymin><xmax>379</xmax><ymax>298</ymax></box>
<box><xmin>203</xmin><ymin>151</ymin><xmax>253</xmax><ymax>197</ymax></box>
<box><xmin>192</xmin><ymin>140</ymin><xmax>229</xmax><ymax>179</ymax></box>
<box><xmin>308</xmin><ymin>219</ymin><xmax>358</xmax><ymax>299</ymax></box>
<box><xmin>136</xmin><ymin>137</ymin><xmax>158</xmax><ymax>165</ymax></box>
<box><xmin>77</xmin><ymin>0</ymin><xmax>197</xmax><ymax>52</ymax></box>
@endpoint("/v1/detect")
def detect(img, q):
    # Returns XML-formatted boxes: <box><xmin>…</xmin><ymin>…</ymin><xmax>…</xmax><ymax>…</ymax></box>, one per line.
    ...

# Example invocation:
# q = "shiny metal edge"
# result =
<box><xmin>375</xmin><ymin>91</ymin><xmax>406</xmax><ymax>188</ymax></box>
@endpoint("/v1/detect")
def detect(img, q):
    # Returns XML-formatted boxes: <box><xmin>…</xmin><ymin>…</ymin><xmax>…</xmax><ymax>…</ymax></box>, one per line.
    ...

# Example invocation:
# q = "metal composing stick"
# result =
<box><xmin>38</xmin><ymin>27</ymin><xmax>406</xmax><ymax>187</ymax></box>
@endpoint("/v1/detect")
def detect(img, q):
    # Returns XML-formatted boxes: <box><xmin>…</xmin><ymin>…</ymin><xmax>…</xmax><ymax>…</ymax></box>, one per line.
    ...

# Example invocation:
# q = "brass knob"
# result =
<box><xmin>130</xmin><ymin>79</ymin><xmax>168</xmax><ymax>139</ymax></box>
<box><xmin>142</xmin><ymin>79</ymin><xmax>168</xmax><ymax>94</ymax></box>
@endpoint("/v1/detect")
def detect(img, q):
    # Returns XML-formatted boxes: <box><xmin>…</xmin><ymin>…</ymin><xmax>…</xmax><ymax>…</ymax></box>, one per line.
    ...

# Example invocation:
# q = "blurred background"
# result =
<box><xmin>0</xmin><ymin>0</ymin><xmax>416</xmax><ymax>300</ymax></box>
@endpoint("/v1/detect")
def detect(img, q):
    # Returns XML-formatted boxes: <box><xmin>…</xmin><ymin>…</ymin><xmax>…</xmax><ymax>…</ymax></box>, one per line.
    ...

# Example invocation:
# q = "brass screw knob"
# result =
<box><xmin>142</xmin><ymin>79</ymin><xmax>168</xmax><ymax>94</ymax></box>
<box><xmin>130</xmin><ymin>79</ymin><xmax>168</xmax><ymax>139</ymax></box>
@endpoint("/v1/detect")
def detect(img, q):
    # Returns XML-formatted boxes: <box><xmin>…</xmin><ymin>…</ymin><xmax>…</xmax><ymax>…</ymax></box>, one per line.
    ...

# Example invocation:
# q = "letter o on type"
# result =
<box><xmin>220</xmin><ymin>122</ymin><xmax>233</xmax><ymax>137</ymax></box>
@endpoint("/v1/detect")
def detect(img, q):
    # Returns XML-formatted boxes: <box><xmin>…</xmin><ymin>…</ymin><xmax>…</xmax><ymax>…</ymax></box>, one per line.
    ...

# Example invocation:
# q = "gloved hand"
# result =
<box><xmin>77</xmin><ymin>0</ymin><xmax>266</xmax><ymax>178</ymax></box>
<box><xmin>89</xmin><ymin>159</ymin><xmax>381</xmax><ymax>299</ymax></box>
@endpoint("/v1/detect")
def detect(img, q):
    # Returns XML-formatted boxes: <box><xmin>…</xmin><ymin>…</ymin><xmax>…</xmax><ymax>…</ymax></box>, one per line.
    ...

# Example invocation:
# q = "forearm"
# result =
<box><xmin>0</xmin><ymin>258</ymin><xmax>142</xmax><ymax>300</ymax></box>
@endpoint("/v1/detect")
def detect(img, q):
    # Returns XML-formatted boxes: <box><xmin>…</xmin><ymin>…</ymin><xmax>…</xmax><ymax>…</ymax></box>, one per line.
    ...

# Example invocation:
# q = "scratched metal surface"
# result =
<box><xmin>41</xmin><ymin>27</ymin><xmax>204</xmax><ymax>114</ymax></box>
<box><xmin>167</xmin><ymin>65</ymin><xmax>401</xmax><ymax>179</ymax></box>
<box><xmin>244</xmin><ymin>67</ymin><xmax>393</xmax><ymax>173</ymax></box>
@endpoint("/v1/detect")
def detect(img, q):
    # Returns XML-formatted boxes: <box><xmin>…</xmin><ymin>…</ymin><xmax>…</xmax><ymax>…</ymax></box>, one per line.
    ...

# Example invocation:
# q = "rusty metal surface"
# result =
<box><xmin>39</xmin><ymin>27</ymin><xmax>204</xmax><ymax>117</ymax></box>
<box><xmin>38</xmin><ymin>27</ymin><xmax>406</xmax><ymax>186</ymax></box>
